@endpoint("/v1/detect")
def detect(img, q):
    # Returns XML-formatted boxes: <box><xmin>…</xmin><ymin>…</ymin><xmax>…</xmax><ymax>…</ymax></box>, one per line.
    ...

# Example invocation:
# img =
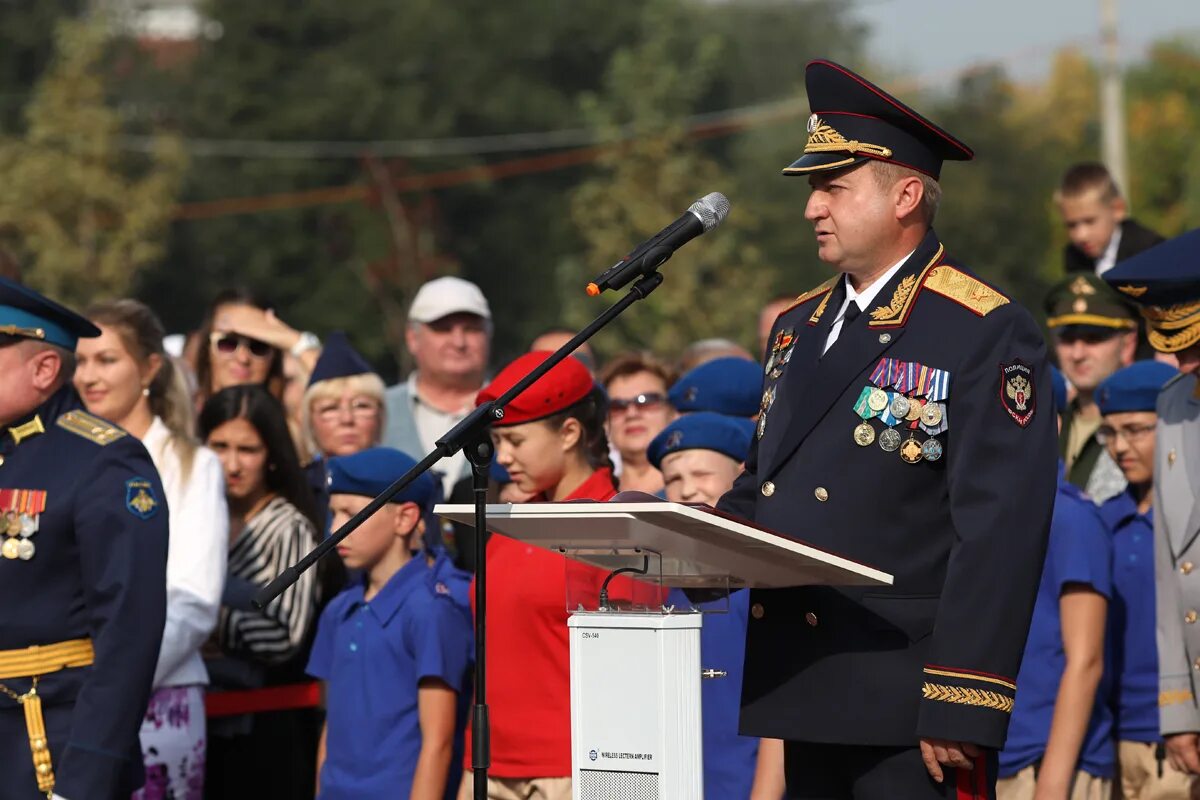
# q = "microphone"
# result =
<box><xmin>586</xmin><ymin>192</ymin><xmax>731</xmax><ymax>296</ymax></box>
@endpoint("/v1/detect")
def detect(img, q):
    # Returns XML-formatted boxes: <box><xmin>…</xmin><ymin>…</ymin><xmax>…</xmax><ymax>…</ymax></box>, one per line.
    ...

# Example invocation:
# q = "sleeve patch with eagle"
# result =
<box><xmin>1000</xmin><ymin>360</ymin><xmax>1036</xmax><ymax>428</ymax></box>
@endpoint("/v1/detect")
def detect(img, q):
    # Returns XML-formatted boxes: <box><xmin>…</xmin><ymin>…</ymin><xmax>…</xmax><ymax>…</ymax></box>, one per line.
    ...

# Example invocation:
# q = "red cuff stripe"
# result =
<box><xmin>925</xmin><ymin>664</ymin><xmax>1015</xmax><ymax>684</ymax></box>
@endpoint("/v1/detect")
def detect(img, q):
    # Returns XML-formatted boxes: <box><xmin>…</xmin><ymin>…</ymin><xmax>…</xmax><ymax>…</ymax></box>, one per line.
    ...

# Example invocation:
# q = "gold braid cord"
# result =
<box><xmin>1148</xmin><ymin>323</ymin><xmax>1200</xmax><ymax>354</ymax></box>
<box><xmin>1160</xmin><ymin>689</ymin><xmax>1195</xmax><ymax>707</ymax></box>
<box><xmin>922</xmin><ymin>682</ymin><xmax>1014</xmax><ymax>714</ymax></box>
<box><xmin>1140</xmin><ymin>300</ymin><xmax>1200</xmax><ymax>329</ymax></box>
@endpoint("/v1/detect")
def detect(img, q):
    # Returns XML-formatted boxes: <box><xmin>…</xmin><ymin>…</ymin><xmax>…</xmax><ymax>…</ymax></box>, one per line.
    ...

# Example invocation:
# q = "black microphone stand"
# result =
<box><xmin>255</xmin><ymin>269</ymin><xmax>666</xmax><ymax>800</ymax></box>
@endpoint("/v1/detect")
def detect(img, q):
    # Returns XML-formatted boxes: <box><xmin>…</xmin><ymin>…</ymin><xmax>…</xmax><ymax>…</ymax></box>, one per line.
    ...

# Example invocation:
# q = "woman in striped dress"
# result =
<box><xmin>198</xmin><ymin>385</ymin><xmax>322</xmax><ymax>799</ymax></box>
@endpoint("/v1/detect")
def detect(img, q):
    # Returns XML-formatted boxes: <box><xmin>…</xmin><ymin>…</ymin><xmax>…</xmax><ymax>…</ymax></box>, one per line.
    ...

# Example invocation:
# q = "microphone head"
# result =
<box><xmin>688</xmin><ymin>192</ymin><xmax>731</xmax><ymax>232</ymax></box>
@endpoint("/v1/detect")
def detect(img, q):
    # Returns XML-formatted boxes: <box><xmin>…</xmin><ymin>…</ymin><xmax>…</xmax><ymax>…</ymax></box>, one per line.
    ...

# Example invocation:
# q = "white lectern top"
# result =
<box><xmin>435</xmin><ymin>496</ymin><xmax>892</xmax><ymax>589</ymax></box>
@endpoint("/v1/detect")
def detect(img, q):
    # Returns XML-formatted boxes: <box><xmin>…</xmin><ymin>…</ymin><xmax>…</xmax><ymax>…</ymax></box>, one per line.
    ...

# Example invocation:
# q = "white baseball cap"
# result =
<box><xmin>408</xmin><ymin>276</ymin><xmax>491</xmax><ymax>324</ymax></box>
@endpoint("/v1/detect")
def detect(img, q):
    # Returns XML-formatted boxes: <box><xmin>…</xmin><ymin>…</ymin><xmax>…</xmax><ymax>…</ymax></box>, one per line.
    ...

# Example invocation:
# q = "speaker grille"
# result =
<box><xmin>577</xmin><ymin>769</ymin><xmax>659</xmax><ymax>800</ymax></box>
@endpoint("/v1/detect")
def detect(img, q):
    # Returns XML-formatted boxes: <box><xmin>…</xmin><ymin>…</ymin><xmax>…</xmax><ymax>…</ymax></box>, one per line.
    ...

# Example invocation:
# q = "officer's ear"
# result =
<box><xmin>26</xmin><ymin>343</ymin><xmax>65</xmax><ymax>393</ymax></box>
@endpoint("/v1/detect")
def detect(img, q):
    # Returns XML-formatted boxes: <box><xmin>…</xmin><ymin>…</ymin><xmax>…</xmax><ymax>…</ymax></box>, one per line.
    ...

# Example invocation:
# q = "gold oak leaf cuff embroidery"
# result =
<box><xmin>922</xmin><ymin>682</ymin><xmax>1014</xmax><ymax>714</ymax></box>
<box><xmin>1159</xmin><ymin>689</ymin><xmax>1195</xmax><ymax>707</ymax></box>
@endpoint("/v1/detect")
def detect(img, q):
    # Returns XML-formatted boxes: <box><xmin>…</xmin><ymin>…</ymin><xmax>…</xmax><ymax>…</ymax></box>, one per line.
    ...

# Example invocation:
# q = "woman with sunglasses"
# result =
<box><xmin>598</xmin><ymin>352</ymin><xmax>678</xmax><ymax>494</ymax></box>
<box><xmin>74</xmin><ymin>299</ymin><xmax>228</xmax><ymax>799</ymax></box>
<box><xmin>199</xmin><ymin>385</ymin><xmax>323</xmax><ymax>800</ymax></box>
<box><xmin>459</xmin><ymin>352</ymin><xmax>653</xmax><ymax>800</ymax></box>
<box><xmin>194</xmin><ymin>288</ymin><xmax>322</xmax><ymax>412</ymax></box>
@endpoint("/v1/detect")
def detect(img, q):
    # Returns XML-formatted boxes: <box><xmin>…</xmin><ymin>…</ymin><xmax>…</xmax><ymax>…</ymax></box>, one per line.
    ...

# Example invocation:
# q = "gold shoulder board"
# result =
<box><xmin>922</xmin><ymin>266</ymin><xmax>1010</xmax><ymax>317</ymax></box>
<box><xmin>782</xmin><ymin>277</ymin><xmax>839</xmax><ymax>315</ymax></box>
<box><xmin>56</xmin><ymin>411</ymin><xmax>128</xmax><ymax>446</ymax></box>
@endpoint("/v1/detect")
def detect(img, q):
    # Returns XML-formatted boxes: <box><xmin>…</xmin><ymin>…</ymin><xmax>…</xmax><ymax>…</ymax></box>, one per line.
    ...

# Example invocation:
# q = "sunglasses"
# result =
<box><xmin>608</xmin><ymin>392</ymin><xmax>667</xmax><ymax>414</ymax></box>
<box><xmin>210</xmin><ymin>332</ymin><xmax>274</xmax><ymax>358</ymax></box>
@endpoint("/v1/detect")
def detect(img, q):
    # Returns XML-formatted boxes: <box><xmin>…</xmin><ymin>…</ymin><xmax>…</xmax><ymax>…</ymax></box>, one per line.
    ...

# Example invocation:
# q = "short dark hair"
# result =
<box><xmin>1057</xmin><ymin>162</ymin><xmax>1122</xmax><ymax>203</ymax></box>
<box><xmin>198</xmin><ymin>384</ymin><xmax>318</xmax><ymax>527</ymax></box>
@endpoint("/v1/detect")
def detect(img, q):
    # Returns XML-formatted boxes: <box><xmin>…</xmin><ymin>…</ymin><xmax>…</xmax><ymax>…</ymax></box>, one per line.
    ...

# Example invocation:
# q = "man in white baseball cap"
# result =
<box><xmin>383</xmin><ymin>276</ymin><xmax>492</xmax><ymax>496</ymax></box>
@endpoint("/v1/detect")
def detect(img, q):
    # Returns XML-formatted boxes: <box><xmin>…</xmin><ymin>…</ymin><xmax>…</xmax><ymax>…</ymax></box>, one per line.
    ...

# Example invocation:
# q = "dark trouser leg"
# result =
<box><xmin>850</xmin><ymin>745</ymin><xmax>998</xmax><ymax>800</ymax></box>
<box><xmin>784</xmin><ymin>740</ymin><xmax>853</xmax><ymax>800</ymax></box>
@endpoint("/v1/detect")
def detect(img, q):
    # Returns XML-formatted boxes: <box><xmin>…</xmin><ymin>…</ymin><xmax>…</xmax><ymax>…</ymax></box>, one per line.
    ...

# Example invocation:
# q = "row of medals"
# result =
<box><xmin>2</xmin><ymin>512</ymin><xmax>38</xmax><ymax>560</ymax></box>
<box><xmin>853</xmin><ymin>387</ymin><xmax>944</xmax><ymax>463</ymax></box>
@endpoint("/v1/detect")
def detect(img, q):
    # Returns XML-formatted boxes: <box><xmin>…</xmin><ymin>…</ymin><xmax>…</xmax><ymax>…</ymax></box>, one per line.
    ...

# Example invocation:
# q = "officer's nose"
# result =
<box><xmin>804</xmin><ymin>192</ymin><xmax>827</xmax><ymax>223</ymax></box>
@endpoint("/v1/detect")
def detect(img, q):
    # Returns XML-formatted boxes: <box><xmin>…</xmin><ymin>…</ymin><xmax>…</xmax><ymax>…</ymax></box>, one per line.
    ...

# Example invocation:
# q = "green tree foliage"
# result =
<box><xmin>0</xmin><ymin>18</ymin><xmax>184</xmax><ymax>303</ymax></box>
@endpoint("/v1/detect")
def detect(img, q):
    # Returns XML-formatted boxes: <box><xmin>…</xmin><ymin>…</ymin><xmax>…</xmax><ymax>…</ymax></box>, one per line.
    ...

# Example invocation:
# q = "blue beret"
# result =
<box><xmin>308</xmin><ymin>331</ymin><xmax>375</xmax><ymax>386</ymax></box>
<box><xmin>1050</xmin><ymin>365</ymin><xmax>1067</xmax><ymax>414</ymax></box>
<box><xmin>669</xmin><ymin>357</ymin><xmax>762</xmax><ymax>417</ymax></box>
<box><xmin>647</xmin><ymin>412</ymin><xmax>755</xmax><ymax>470</ymax></box>
<box><xmin>327</xmin><ymin>447</ymin><xmax>436</xmax><ymax>511</ymax></box>
<box><xmin>0</xmin><ymin>276</ymin><xmax>99</xmax><ymax>349</ymax></box>
<box><xmin>1097</xmin><ymin>360</ymin><xmax>1179</xmax><ymax>415</ymax></box>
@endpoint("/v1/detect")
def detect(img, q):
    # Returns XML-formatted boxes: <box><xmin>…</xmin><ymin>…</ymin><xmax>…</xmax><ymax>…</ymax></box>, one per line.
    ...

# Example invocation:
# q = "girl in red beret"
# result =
<box><xmin>459</xmin><ymin>352</ymin><xmax>618</xmax><ymax>800</ymax></box>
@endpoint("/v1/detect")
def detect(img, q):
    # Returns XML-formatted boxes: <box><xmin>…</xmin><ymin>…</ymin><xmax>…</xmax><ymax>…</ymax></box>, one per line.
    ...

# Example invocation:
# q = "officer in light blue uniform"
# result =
<box><xmin>999</xmin><ymin>366</ymin><xmax>1115</xmax><ymax>793</ymax></box>
<box><xmin>669</xmin><ymin>355</ymin><xmax>763</xmax><ymax>418</ymax></box>
<box><xmin>0</xmin><ymin>276</ymin><xmax>169</xmax><ymax>799</ymax></box>
<box><xmin>649</xmin><ymin>411</ymin><xmax>768</xmax><ymax>800</ymax></box>
<box><xmin>306</xmin><ymin>447</ymin><xmax>472</xmax><ymax>800</ymax></box>
<box><xmin>1095</xmin><ymin>361</ymin><xmax>1190</xmax><ymax>797</ymax></box>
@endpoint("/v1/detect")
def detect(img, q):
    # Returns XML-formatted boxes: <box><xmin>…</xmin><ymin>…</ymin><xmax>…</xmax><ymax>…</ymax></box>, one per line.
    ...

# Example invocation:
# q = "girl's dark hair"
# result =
<box><xmin>194</xmin><ymin>288</ymin><xmax>285</xmax><ymax>407</ymax></box>
<box><xmin>541</xmin><ymin>386</ymin><xmax>617</xmax><ymax>491</ymax></box>
<box><xmin>198</xmin><ymin>384</ymin><xmax>319</xmax><ymax>528</ymax></box>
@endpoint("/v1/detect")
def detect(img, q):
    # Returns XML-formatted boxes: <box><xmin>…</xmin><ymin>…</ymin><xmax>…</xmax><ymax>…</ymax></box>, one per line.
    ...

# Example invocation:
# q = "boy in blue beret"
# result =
<box><xmin>306</xmin><ymin>447</ymin><xmax>472</xmax><ymax>800</ymax></box>
<box><xmin>648</xmin><ymin>412</ymin><xmax>785</xmax><ymax>800</ymax></box>
<box><xmin>999</xmin><ymin>374</ymin><xmax>1116</xmax><ymax>798</ymax></box>
<box><xmin>668</xmin><ymin>356</ymin><xmax>763</xmax><ymax>419</ymax></box>
<box><xmin>1094</xmin><ymin>362</ymin><xmax>1191</xmax><ymax>799</ymax></box>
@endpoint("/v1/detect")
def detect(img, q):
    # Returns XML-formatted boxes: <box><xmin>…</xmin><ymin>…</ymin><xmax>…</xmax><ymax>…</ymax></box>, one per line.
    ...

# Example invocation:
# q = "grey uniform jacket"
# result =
<box><xmin>1156</xmin><ymin>370</ymin><xmax>1200</xmax><ymax>735</ymax></box>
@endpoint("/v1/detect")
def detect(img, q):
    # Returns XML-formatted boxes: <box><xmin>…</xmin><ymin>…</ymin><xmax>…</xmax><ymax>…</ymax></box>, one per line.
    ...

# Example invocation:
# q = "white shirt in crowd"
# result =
<box><xmin>143</xmin><ymin>416</ymin><xmax>228</xmax><ymax>689</ymax></box>
<box><xmin>823</xmin><ymin>248</ymin><xmax>915</xmax><ymax>354</ymax></box>
<box><xmin>1095</xmin><ymin>225</ymin><xmax>1123</xmax><ymax>277</ymax></box>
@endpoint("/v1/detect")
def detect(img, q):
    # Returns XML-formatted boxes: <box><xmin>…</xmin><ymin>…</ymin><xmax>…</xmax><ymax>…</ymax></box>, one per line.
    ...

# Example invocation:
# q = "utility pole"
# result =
<box><xmin>1100</xmin><ymin>0</ymin><xmax>1130</xmax><ymax>202</ymax></box>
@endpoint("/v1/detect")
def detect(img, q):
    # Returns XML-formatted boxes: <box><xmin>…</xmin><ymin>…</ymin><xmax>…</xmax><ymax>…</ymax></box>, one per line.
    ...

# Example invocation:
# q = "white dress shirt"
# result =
<box><xmin>143</xmin><ymin>417</ymin><xmax>228</xmax><ymax>689</ymax></box>
<box><xmin>822</xmin><ymin>249</ymin><xmax>915</xmax><ymax>354</ymax></box>
<box><xmin>1095</xmin><ymin>225</ymin><xmax>1123</xmax><ymax>277</ymax></box>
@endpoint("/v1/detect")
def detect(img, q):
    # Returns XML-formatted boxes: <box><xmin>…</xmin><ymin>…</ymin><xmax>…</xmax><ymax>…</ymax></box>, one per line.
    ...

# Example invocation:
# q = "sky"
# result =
<box><xmin>863</xmin><ymin>0</ymin><xmax>1200</xmax><ymax>87</ymax></box>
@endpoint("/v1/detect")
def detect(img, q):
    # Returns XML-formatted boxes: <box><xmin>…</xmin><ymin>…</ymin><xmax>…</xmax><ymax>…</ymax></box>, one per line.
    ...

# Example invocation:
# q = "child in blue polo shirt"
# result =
<box><xmin>998</xmin><ymin>368</ymin><xmax>1115</xmax><ymax>799</ymax></box>
<box><xmin>307</xmin><ymin>447</ymin><xmax>472</xmax><ymax>800</ymax></box>
<box><xmin>1095</xmin><ymin>361</ymin><xmax>1191</xmax><ymax>800</ymax></box>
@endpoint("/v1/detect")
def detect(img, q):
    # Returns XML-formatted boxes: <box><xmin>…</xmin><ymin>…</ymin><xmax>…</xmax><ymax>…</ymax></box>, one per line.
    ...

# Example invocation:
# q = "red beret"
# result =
<box><xmin>476</xmin><ymin>351</ymin><xmax>595</xmax><ymax>426</ymax></box>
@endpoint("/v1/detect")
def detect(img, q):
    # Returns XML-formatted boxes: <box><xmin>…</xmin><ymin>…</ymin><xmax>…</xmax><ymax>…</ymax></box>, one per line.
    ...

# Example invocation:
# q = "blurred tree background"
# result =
<box><xmin>0</xmin><ymin>0</ymin><xmax>1198</xmax><ymax>377</ymax></box>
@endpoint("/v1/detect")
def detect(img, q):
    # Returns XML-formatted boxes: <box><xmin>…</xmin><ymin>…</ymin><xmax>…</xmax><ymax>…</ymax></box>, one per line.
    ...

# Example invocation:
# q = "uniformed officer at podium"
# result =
<box><xmin>0</xmin><ymin>277</ymin><xmax>168</xmax><ymax>799</ymax></box>
<box><xmin>717</xmin><ymin>60</ymin><xmax>1058</xmax><ymax>798</ymax></box>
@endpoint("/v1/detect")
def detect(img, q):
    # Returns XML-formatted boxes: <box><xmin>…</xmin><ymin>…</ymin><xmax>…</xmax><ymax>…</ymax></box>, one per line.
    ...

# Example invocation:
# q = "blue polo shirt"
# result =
<box><xmin>1000</xmin><ymin>469</ymin><xmax>1114</xmax><ymax>779</ymax></box>
<box><xmin>1100</xmin><ymin>489</ymin><xmax>1159</xmax><ymax>743</ymax></box>
<box><xmin>667</xmin><ymin>588</ymin><xmax>759</xmax><ymax>799</ymax></box>
<box><xmin>307</xmin><ymin>555</ymin><xmax>473</xmax><ymax>800</ymax></box>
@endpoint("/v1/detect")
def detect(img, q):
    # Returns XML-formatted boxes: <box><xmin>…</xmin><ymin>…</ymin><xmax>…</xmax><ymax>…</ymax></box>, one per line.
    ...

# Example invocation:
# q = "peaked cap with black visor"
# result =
<box><xmin>783</xmin><ymin>60</ymin><xmax>974</xmax><ymax>180</ymax></box>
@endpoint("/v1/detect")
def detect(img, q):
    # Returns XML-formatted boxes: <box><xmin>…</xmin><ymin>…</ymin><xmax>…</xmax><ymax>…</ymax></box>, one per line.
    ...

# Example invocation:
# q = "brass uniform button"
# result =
<box><xmin>805</xmin><ymin>612</ymin><xmax>818</xmax><ymax>627</ymax></box>
<box><xmin>751</xmin><ymin>603</ymin><xmax>765</xmax><ymax>620</ymax></box>
<box><xmin>761</xmin><ymin>481</ymin><xmax>776</xmax><ymax>497</ymax></box>
<box><xmin>814</xmin><ymin>487</ymin><xmax>829</xmax><ymax>502</ymax></box>
<box><xmin>1183</xmin><ymin>562</ymin><xmax>1195</xmax><ymax>576</ymax></box>
<box><xmin>1187</xmin><ymin>611</ymin><xmax>1197</xmax><ymax>625</ymax></box>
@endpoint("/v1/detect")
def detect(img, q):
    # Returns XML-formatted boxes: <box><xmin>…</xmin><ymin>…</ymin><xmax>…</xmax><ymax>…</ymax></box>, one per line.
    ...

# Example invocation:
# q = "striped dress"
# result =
<box><xmin>219</xmin><ymin>496</ymin><xmax>318</xmax><ymax>664</ymax></box>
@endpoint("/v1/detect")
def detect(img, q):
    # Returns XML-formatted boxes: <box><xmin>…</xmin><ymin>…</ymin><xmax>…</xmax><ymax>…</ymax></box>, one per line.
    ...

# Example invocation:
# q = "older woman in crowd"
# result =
<box><xmin>74</xmin><ymin>299</ymin><xmax>228</xmax><ymax>798</ymax></box>
<box><xmin>301</xmin><ymin>331</ymin><xmax>387</xmax><ymax>529</ymax></box>
<box><xmin>599</xmin><ymin>351</ymin><xmax>678</xmax><ymax>494</ymax></box>
<box><xmin>199</xmin><ymin>384</ymin><xmax>322</xmax><ymax>800</ymax></box>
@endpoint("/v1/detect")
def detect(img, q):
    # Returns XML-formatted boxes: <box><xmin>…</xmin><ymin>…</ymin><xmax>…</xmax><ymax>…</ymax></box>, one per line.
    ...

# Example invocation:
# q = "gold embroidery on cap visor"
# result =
<box><xmin>782</xmin><ymin>116</ymin><xmax>894</xmax><ymax>174</ymax></box>
<box><xmin>1139</xmin><ymin>301</ymin><xmax>1200</xmax><ymax>353</ymax></box>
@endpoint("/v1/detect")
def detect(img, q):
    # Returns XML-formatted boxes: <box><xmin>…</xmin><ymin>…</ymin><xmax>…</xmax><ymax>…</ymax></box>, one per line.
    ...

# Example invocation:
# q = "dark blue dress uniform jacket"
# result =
<box><xmin>717</xmin><ymin>230</ymin><xmax>1057</xmax><ymax>751</ymax></box>
<box><xmin>0</xmin><ymin>387</ymin><xmax>168</xmax><ymax>799</ymax></box>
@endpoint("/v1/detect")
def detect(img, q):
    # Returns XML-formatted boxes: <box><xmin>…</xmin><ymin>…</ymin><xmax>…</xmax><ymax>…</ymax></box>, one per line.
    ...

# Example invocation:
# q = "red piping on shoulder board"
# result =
<box><xmin>205</xmin><ymin>681</ymin><xmax>322</xmax><ymax>718</ymax></box>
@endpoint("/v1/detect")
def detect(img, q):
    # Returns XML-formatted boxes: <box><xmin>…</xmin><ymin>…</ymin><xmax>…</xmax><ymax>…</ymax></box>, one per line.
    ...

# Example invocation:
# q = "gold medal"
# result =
<box><xmin>905</xmin><ymin>398</ymin><xmax>924</xmax><ymax>422</ymax></box>
<box><xmin>2</xmin><ymin>537</ymin><xmax>19</xmax><ymax>560</ymax></box>
<box><xmin>867</xmin><ymin>388</ymin><xmax>889</xmax><ymax>413</ymax></box>
<box><xmin>16</xmin><ymin>539</ymin><xmax>34</xmax><ymax>561</ymax></box>
<box><xmin>921</xmin><ymin>402</ymin><xmax>943</xmax><ymax>428</ymax></box>
<box><xmin>853</xmin><ymin>421</ymin><xmax>876</xmax><ymax>447</ymax></box>
<box><xmin>900</xmin><ymin>435</ymin><xmax>924</xmax><ymax>464</ymax></box>
<box><xmin>5</xmin><ymin>513</ymin><xmax>19</xmax><ymax>538</ymax></box>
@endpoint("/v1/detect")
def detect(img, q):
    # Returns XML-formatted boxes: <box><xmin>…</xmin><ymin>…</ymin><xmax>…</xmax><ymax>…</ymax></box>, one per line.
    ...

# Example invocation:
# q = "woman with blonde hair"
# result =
<box><xmin>75</xmin><ymin>299</ymin><xmax>228</xmax><ymax>798</ymax></box>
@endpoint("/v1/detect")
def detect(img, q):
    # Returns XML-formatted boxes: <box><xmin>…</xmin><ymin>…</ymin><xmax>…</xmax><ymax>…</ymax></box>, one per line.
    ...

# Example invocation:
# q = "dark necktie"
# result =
<box><xmin>842</xmin><ymin>301</ymin><xmax>861</xmax><ymax>325</ymax></box>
